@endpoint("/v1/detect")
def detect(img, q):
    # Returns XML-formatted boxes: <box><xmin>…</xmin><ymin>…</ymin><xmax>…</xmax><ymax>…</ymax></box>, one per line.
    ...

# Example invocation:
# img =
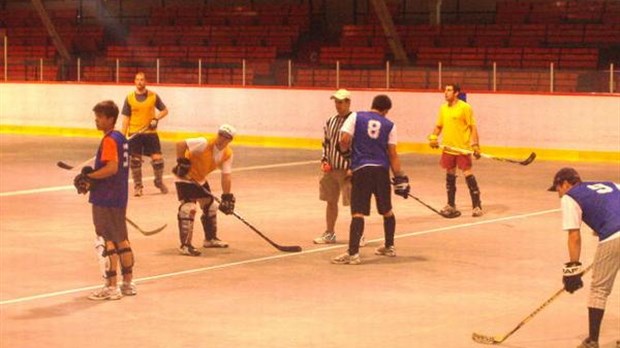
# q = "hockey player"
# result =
<box><xmin>172</xmin><ymin>124</ymin><xmax>237</xmax><ymax>256</ymax></box>
<box><xmin>548</xmin><ymin>167</ymin><xmax>620</xmax><ymax>348</ymax></box>
<box><xmin>428</xmin><ymin>83</ymin><xmax>483</xmax><ymax>218</ymax></box>
<box><xmin>120</xmin><ymin>71</ymin><xmax>169</xmax><ymax>197</ymax></box>
<box><xmin>74</xmin><ymin>100</ymin><xmax>136</xmax><ymax>300</ymax></box>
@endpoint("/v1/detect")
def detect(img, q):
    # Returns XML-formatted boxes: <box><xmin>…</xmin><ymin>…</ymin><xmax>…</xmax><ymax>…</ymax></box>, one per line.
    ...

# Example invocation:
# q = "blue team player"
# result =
<box><xmin>548</xmin><ymin>167</ymin><xmax>620</xmax><ymax>348</ymax></box>
<box><xmin>331</xmin><ymin>94</ymin><xmax>410</xmax><ymax>265</ymax></box>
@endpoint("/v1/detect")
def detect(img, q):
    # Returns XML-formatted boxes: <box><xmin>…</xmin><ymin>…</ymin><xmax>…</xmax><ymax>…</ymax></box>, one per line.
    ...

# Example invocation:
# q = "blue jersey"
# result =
<box><xmin>566</xmin><ymin>181</ymin><xmax>620</xmax><ymax>241</ymax></box>
<box><xmin>89</xmin><ymin>130</ymin><xmax>129</xmax><ymax>208</ymax></box>
<box><xmin>350</xmin><ymin>111</ymin><xmax>394</xmax><ymax>171</ymax></box>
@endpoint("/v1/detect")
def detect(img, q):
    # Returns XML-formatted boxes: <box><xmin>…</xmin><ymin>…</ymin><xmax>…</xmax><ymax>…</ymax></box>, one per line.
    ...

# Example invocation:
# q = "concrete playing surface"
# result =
<box><xmin>1</xmin><ymin>134</ymin><xmax>618</xmax><ymax>348</ymax></box>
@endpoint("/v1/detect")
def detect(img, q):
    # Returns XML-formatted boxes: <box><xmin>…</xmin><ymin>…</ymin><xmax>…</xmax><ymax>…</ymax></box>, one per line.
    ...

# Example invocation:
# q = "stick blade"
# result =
<box><xmin>277</xmin><ymin>245</ymin><xmax>302</xmax><ymax>253</ymax></box>
<box><xmin>520</xmin><ymin>152</ymin><xmax>536</xmax><ymax>166</ymax></box>
<box><xmin>57</xmin><ymin>161</ymin><xmax>75</xmax><ymax>170</ymax></box>
<box><xmin>140</xmin><ymin>224</ymin><xmax>167</xmax><ymax>236</ymax></box>
<box><xmin>472</xmin><ymin>332</ymin><xmax>501</xmax><ymax>345</ymax></box>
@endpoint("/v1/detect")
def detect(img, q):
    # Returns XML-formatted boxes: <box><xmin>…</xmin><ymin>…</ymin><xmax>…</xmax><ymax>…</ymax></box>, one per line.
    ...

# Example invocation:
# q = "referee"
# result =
<box><xmin>314</xmin><ymin>89</ymin><xmax>364</xmax><ymax>246</ymax></box>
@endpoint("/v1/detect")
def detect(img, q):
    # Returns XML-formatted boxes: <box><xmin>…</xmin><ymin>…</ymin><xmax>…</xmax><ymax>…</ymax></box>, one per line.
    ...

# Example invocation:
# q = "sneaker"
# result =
<box><xmin>88</xmin><ymin>285</ymin><xmax>122</xmax><ymax>301</ymax></box>
<box><xmin>134</xmin><ymin>185</ymin><xmax>143</xmax><ymax>197</ymax></box>
<box><xmin>577</xmin><ymin>338</ymin><xmax>599</xmax><ymax>348</ymax></box>
<box><xmin>472</xmin><ymin>206</ymin><xmax>483</xmax><ymax>217</ymax></box>
<box><xmin>203</xmin><ymin>238</ymin><xmax>229</xmax><ymax>248</ymax></box>
<box><xmin>155</xmin><ymin>180</ymin><xmax>168</xmax><ymax>194</ymax></box>
<box><xmin>375</xmin><ymin>245</ymin><xmax>396</xmax><ymax>257</ymax></box>
<box><xmin>440</xmin><ymin>205</ymin><xmax>461</xmax><ymax>218</ymax></box>
<box><xmin>331</xmin><ymin>252</ymin><xmax>361</xmax><ymax>265</ymax></box>
<box><xmin>359</xmin><ymin>235</ymin><xmax>366</xmax><ymax>247</ymax></box>
<box><xmin>313</xmin><ymin>231</ymin><xmax>336</xmax><ymax>244</ymax></box>
<box><xmin>120</xmin><ymin>282</ymin><xmax>137</xmax><ymax>296</ymax></box>
<box><xmin>178</xmin><ymin>244</ymin><xmax>201</xmax><ymax>256</ymax></box>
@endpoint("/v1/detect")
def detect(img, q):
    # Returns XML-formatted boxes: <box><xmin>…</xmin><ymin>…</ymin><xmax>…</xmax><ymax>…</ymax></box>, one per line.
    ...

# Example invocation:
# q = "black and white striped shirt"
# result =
<box><xmin>322</xmin><ymin>112</ymin><xmax>352</xmax><ymax>170</ymax></box>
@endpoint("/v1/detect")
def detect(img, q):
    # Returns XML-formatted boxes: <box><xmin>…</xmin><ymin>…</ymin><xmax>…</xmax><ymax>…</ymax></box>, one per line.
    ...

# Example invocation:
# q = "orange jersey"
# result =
<box><xmin>125</xmin><ymin>91</ymin><xmax>158</xmax><ymax>134</ymax></box>
<box><xmin>186</xmin><ymin>137</ymin><xmax>233</xmax><ymax>183</ymax></box>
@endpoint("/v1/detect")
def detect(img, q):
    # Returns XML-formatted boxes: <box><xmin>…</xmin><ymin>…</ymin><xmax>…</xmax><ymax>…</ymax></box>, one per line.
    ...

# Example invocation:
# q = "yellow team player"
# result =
<box><xmin>121</xmin><ymin>72</ymin><xmax>169</xmax><ymax>197</ymax></box>
<box><xmin>428</xmin><ymin>83</ymin><xmax>483</xmax><ymax>218</ymax></box>
<box><xmin>171</xmin><ymin>124</ymin><xmax>237</xmax><ymax>256</ymax></box>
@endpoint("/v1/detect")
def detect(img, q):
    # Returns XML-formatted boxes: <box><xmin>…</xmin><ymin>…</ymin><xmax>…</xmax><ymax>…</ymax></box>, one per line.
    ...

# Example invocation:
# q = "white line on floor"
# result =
<box><xmin>0</xmin><ymin>160</ymin><xmax>319</xmax><ymax>197</ymax></box>
<box><xmin>0</xmin><ymin>208</ymin><xmax>558</xmax><ymax>306</ymax></box>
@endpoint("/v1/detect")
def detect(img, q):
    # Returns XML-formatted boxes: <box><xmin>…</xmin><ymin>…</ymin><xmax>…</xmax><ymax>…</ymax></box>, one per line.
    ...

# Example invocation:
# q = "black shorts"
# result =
<box><xmin>350</xmin><ymin>166</ymin><xmax>392</xmax><ymax>216</ymax></box>
<box><xmin>176</xmin><ymin>181</ymin><xmax>213</xmax><ymax>202</ymax></box>
<box><xmin>129</xmin><ymin>133</ymin><xmax>162</xmax><ymax>156</ymax></box>
<box><xmin>92</xmin><ymin>205</ymin><xmax>128</xmax><ymax>243</ymax></box>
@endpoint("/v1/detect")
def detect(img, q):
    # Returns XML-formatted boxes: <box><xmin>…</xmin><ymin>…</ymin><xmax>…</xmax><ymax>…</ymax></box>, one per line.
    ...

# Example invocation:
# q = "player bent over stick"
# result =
<box><xmin>548</xmin><ymin>168</ymin><xmax>619</xmax><ymax>348</ymax></box>
<box><xmin>73</xmin><ymin>100</ymin><xmax>137</xmax><ymax>300</ymax></box>
<box><xmin>331</xmin><ymin>95</ymin><xmax>410</xmax><ymax>265</ymax></box>
<box><xmin>172</xmin><ymin>124</ymin><xmax>237</xmax><ymax>256</ymax></box>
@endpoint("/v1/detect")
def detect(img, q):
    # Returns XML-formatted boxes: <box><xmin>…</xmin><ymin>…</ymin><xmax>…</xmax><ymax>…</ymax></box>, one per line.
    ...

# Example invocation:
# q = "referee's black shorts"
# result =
<box><xmin>129</xmin><ymin>133</ymin><xmax>162</xmax><ymax>156</ymax></box>
<box><xmin>350</xmin><ymin>165</ymin><xmax>392</xmax><ymax>216</ymax></box>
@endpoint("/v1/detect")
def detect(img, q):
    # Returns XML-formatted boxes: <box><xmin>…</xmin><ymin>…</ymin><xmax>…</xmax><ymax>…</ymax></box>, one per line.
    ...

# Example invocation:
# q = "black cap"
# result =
<box><xmin>548</xmin><ymin>167</ymin><xmax>581</xmax><ymax>191</ymax></box>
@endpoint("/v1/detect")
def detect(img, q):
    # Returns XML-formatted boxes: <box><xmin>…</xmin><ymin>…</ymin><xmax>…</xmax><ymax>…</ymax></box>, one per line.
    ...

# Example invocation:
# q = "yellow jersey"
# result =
<box><xmin>126</xmin><ymin>91</ymin><xmax>158</xmax><ymax>134</ymax></box>
<box><xmin>436</xmin><ymin>100</ymin><xmax>476</xmax><ymax>155</ymax></box>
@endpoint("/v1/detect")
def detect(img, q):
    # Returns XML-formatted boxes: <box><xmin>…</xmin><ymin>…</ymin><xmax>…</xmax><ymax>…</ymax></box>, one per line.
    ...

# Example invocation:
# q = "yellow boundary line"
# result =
<box><xmin>1</xmin><ymin>124</ymin><xmax>618</xmax><ymax>163</ymax></box>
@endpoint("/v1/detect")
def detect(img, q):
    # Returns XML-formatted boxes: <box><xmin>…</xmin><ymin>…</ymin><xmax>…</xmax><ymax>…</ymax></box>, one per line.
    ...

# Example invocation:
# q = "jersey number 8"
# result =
<box><xmin>367</xmin><ymin>120</ymin><xmax>382</xmax><ymax>139</ymax></box>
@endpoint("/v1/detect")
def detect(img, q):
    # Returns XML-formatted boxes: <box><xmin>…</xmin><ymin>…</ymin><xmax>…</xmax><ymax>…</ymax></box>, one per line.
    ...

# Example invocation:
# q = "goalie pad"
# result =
<box><xmin>94</xmin><ymin>236</ymin><xmax>112</xmax><ymax>279</ymax></box>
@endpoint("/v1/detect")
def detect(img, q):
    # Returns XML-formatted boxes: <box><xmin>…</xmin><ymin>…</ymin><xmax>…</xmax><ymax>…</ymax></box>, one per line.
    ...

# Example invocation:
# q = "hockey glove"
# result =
<box><xmin>73</xmin><ymin>166</ymin><xmax>95</xmax><ymax>194</ymax></box>
<box><xmin>472</xmin><ymin>144</ymin><xmax>481</xmax><ymax>159</ymax></box>
<box><xmin>428</xmin><ymin>134</ymin><xmax>439</xmax><ymax>149</ymax></box>
<box><xmin>219</xmin><ymin>193</ymin><xmax>235</xmax><ymax>215</ymax></box>
<box><xmin>392</xmin><ymin>175</ymin><xmax>410</xmax><ymax>199</ymax></box>
<box><xmin>149</xmin><ymin>118</ymin><xmax>159</xmax><ymax>130</ymax></box>
<box><xmin>172</xmin><ymin>158</ymin><xmax>191</xmax><ymax>178</ymax></box>
<box><xmin>562</xmin><ymin>261</ymin><xmax>584</xmax><ymax>293</ymax></box>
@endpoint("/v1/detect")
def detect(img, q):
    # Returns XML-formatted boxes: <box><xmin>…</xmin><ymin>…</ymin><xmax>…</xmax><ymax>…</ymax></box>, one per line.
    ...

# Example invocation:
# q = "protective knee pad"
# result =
<box><xmin>152</xmin><ymin>158</ymin><xmax>165</xmax><ymax>182</ymax></box>
<box><xmin>178</xmin><ymin>202</ymin><xmax>196</xmax><ymax>246</ymax></box>
<box><xmin>117</xmin><ymin>246</ymin><xmax>134</xmax><ymax>275</ymax></box>
<box><xmin>446</xmin><ymin>173</ymin><xmax>457</xmax><ymax>206</ymax></box>
<box><xmin>130</xmin><ymin>156</ymin><xmax>143</xmax><ymax>185</ymax></box>
<box><xmin>200</xmin><ymin>199</ymin><xmax>218</xmax><ymax>240</ymax></box>
<box><xmin>465</xmin><ymin>175</ymin><xmax>482</xmax><ymax>208</ymax></box>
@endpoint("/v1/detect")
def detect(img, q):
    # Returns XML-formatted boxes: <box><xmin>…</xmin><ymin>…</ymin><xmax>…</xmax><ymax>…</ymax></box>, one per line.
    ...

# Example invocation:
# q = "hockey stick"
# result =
<box><xmin>407</xmin><ymin>193</ymin><xmax>461</xmax><ymax>219</ymax></box>
<box><xmin>441</xmin><ymin>145</ymin><xmax>536</xmax><ymax>166</ymax></box>
<box><xmin>57</xmin><ymin>123</ymin><xmax>154</xmax><ymax>171</ymax></box>
<box><xmin>125</xmin><ymin>217</ymin><xmax>167</xmax><ymax>236</ymax></box>
<box><xmin>472</xmin><ymin>263</ymin><xmax>593</xmax><ymax>345</ymax></box>
<box><xmin>190</xmin><ymin>180</ymin><xmax>302</xmax><ymax>253</ymax></box>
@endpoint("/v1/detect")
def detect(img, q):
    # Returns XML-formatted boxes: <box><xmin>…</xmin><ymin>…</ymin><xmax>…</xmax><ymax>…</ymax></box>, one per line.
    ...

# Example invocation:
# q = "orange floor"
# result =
<box><xmin>1</xmin><ymin>134</ymin><xmax>618</xmax><ymax>348</ymax></box>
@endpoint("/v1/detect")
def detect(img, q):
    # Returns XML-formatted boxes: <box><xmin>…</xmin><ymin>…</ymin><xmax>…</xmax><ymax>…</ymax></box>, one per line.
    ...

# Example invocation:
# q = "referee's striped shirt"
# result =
<box><xmin>322</xmin><ymin>112</ymin><xmax>352</xmax><ymax>170</ymax></box>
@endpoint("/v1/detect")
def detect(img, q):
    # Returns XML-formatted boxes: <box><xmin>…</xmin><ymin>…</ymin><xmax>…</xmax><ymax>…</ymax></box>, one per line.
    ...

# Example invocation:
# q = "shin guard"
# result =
<box><xmin>178</xmin><ymin>202</ymin><xmax>196</xmax><ymax>246</ymax></box>
<box><xmin>152</xmin><ymin>158</ymin><xmax>165</xmax><ymax>186</ymax></box>
<box><xmin>130</xmin><ymin>155</ymin><xmax>143</xmax><ymax>188</ymax></box>
<box><xmin>465</xmin><ymin>174</ymin><xmax>482</xmax><ymax>208</ymax></box>
<box><xmin>446</xmin><ymin>173</ymin><xmax>457</xmax><ymax>207</ymax></box>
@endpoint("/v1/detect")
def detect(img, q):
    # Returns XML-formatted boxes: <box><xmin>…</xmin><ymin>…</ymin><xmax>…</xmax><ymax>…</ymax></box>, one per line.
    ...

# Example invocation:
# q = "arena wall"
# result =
<box><xmin>0</xmin><ymin>83</ymin><xmax>618</xmax><ymax>162</ymax></box>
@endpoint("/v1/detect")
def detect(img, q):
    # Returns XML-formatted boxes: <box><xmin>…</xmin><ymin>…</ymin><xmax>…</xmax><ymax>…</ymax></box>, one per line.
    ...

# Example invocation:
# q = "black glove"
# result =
<box><xmin>149</xmin><ymin>118</ymin><xmax>159</xmax><ymax>130</ymax></box>
<box><xmin>392</xmin><ymin>175</ymin><xmax>410</xmax><ymax>199</ymax></box>
<box><xmin>219</xmin><ymin>193</ymin><xmax>235</xmax><ymax>215</ymax></box>
<box><xmin>472</xmin><ymin>144</ymin><xmax>481</xmax><ymax>160</ymax></box>
<box><xmin>73</xmin><ymin>166</ymin><xmax>94</xmax><ymax>194</ymax></box>
<box><xmin>172</xmin><ymin>158</ymin><xmax>191</xmax><ymax>178</ymax></box>
<box><xmin>562</xmin><ymin>261</ymin><xmax>584</xmax><ymax>294</ymax></box>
